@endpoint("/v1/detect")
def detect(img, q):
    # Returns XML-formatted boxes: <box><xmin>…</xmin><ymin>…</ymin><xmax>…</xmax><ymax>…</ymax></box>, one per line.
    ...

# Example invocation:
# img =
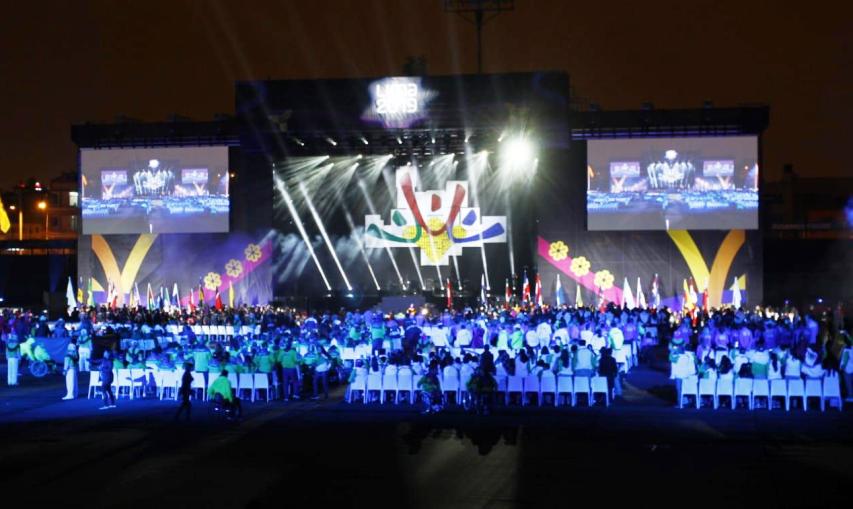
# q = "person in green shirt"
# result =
<box><xmin>280</xmin><ymin>341</ymin><xmax>301</xmax><ymax>401</ymax></box>
<box><xmin>192</xmin><ymin>346</ymin><xmax>211</xmax><ymax>373</ymax></box>
<box><xmin>254</xmin><ymin>348</ymin><xmax>273</xmax><ymax>374</ymax></box>
<box><xmin>207</xmin><ymin>369</ymin><xmax>242</xmax><ymax>419</ymax></box>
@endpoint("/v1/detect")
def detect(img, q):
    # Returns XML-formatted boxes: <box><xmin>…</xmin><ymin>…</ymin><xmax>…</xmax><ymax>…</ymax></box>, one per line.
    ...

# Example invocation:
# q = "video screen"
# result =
<box><xmin>81</xmin><ymin>146</ymin><xmax>230</xmax><ymax>234</ymax></box>
<box><xmin>587</xmin><ymin>136</ymin><xmax>758</xmax><ymax>230</ymax></box>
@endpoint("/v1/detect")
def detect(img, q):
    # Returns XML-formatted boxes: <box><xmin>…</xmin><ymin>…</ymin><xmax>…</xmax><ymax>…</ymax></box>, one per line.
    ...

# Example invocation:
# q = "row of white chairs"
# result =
<box><xmin>678</xmin><ymin>375</ymin><xmax>843</xmax><ymax>411</ymax></box>
<box><xmin>163</xmin><ymin>325</ymin><xmax>262</xmax><ymax>337</ymax></box>
<box><xmin>348</xmin><ymin>369</ymin><xmax>614</xmax><ymax>407</ymax></box>
<box><xmin>87</xmin><ymin>369</ymin><xmax>274</xmax><ymax>402</ymax></box>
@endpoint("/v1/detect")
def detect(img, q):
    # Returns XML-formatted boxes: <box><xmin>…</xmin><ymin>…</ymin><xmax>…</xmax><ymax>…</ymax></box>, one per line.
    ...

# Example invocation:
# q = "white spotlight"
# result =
<box><xmin>149</xmin><ymin>159</ymin><xmax>160</xmax><ymax>169</ymax></box>
<box><xmin>502</xmin><ymin>137</ymin><xmax>534</xmax><ymax>167</ymax></box>
<box><xmin>326</xmin><ymin>137</ymin><xmax>337</xmax><ymax>146</ymax></box>
<box><xmin>356</xmin><ymin>154</ymin><xmax>363</xmax><ymax>160</ymax></box>
<box><xmin>396</xmin><ymin>136</ymin><xmax>403</xmax><ymax>145</ymax></box>
<box><xmin>464</xmin><ymin>134</ymin><xmax>471</xmax><ymax>144</ymax></box>
<box><xmin>293</xmin><ymin>137</ymin><xmax>305</xmax><ymax>146</ymax></box>
<box><xmin>431</xmin><ymin>137</ymin><xmax>436</xmax><ymax>144</ymax></box>
<box><xmin>360</xmin><ymin>136</ymin><xmax>369</xmax><ymax>145</ymax></box>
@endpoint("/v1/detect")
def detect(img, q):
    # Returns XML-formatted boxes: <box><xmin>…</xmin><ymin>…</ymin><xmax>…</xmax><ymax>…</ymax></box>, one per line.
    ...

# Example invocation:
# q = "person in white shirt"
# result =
<box><xmin>784</xmin><ymin>353</ymin><xmax>802</xmax><ymax>380</ymax></box>
<box><xmin>455</xmin><ymin>325</ymin><xmax>472</xmax><ymax>348</ymax></box>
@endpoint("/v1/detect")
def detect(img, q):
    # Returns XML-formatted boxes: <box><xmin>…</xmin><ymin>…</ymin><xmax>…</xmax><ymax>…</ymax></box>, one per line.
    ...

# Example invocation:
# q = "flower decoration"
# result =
<box><xmin>594</xmin><ymin>269</ymin><xmax>615</xmax><ymax>291</ymax></box>
<box><xmin>225</xmin><ymin>259</ymin><xmax>243</xmax><ymax>278</ymax></box>
<box><xmin>244</xmin><ymin>243</ymin><xmax>262</xmax><ymax>263</ymax></box>
<box><xmin>548</xmin><ymin>241</ymin><xmax>569</xmax><ymax>261</ymax></box>
<box><xmin>570</xmin><ymin>256</ymin><xmax>591</xmax><ymax>277</ymax></box>
<box><xmin>204</xmin><ymin>272</ymin><xmax>222</xmax><ymax>291</ymax></box>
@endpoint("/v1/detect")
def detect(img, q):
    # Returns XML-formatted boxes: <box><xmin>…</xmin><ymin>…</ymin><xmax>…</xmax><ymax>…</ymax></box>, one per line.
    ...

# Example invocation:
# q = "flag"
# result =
<box><xmin>188</xmin><ymin>290</ymin><xmax>196</xmax><ymax>313</ymax></box>
<box><xmin>134</xmin><ymin>282</ymin><xmax>142</xmax><ymax>309</ymax></box>
<box><xmin>479</xmin><ymin>274</ymin><xmax>487</xmax><ymax>306</ymax></box>
<box><xmin>86</xmin><ymin>277</ymin><xmax>94</xmax><ymax>307</ymax></box>
<box><xmin>198</xmin><ymin>282</ymin><xmax>205</xmax><ymax>307</ymax></box>
<box><xmin>688</xmin><ymin>277</ymin><xmax>699</xmax><ymax>309</ymax></box>
<box><xmin>65</xmin><ymin>277</ymin><xmax>76</xmax><ymax>315</ymax></box>
<box><xmin>521</xmin><ymin>270</ymin><xmax>531</xmax><ymax>305</ymax></box>
<box><xmin>651</xmin><ymin>273</ymin><xmax>661</xmax><ymax>309</ymax></box>
<box><xmin>731</xmin><ymin>276</ymin><xmax>742</xmax><ymax>309</ymax></box>
<box><xmin>228</xmin><ymin>281</ymin><xmax>235</xmax><ymax>308</ymax></box>
<box><xmin>214</xmin><ymin>287</ymin><xmax>223</xmax><ymax>311</ymax></box>
<box><xmin>109</xmin><ymin>280</ymin><xmax>118</xmax><ymax>309</ymax></box>
<box><xmin>555</xmin><ymin>274</ymin><xmax>565</xmax><ymax>307</ymax></box>
<box><xmin>445</xmin><ymin>278</ymin><xmax>452</xmax><ymax>309</ymax></box>
<box><xmin>636</xmin><ymin>277</ymin><xmax>647</xmax><ymax>309</ymax></box>
<box><xmin>622</xmin><ymin>277</ymin><xmax>636</xmax><ymax>309</ymax></box>
<box><xmin>128</xmin><ymin>282</ymin><xmax>137</xmax><ymax>309</ymax></box>
<box><xmin>534</xmin><ymin>273</ymin><xmax>543</xmax><ymax>307</ymax></box>
<box><xmin>76</xmin><ymin>279</ymin><xmax>83</xmax><ymax>309</ymax></box>
<box><xmin>682</xmin><ymin>279</ymin><xmax>691</xmax><ymax>313</ymax></box>
<box><xmin>576</xmin><ymin>283</ymin><xmax>583</xmax><ymax>308</ymax></box>
<box><xmin>172</xmin><ymin>283</ymin><xmax>179</xmax><ymax>310</ymax></box>
<box><xmin>504</xmin><ymin>278</ymin><xmax>511</xmax><ymax>308</ymax></box>
<box><xmin>147</xmin><ymin>282</ymin><xmax>155</xmax><ymax>311</ymax></box>
<box><xmin>598</xmin><ymin>287</ymin><xmax>606</xmax><ymax>312</ymax></box>
<box><xmin>701</xmin><ymin>280</ymin><xmax>709</xmax><ymax>313</ymax></box>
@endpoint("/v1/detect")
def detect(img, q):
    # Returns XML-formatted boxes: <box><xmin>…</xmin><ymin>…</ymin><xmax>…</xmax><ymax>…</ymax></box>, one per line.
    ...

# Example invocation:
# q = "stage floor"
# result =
<box><xmin>1</xmin><ymin>362</ymin><xmax>851</xmax><ymax>507</ymax></box>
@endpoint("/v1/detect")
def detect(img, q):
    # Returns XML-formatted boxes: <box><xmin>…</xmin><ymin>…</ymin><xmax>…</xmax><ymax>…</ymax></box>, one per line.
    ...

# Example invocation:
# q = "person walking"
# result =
<box><xmin>99</xmin><ymin>351</ymin><xmax>116</xmax><ymax>409</ymax></box>
<box><xmin>174</xmin><ymin>363</ymin><xmax>193</xmax><ymax>421</ymax></box>
<box><xmin>62</xmin><ymin>343</ymin><xmax>79</xmax><ymax>400</ymax></box>
<box><xmin>6</xmin><ymin>334</ymin><xmax>20</xmax><ymax>386</ymax></box>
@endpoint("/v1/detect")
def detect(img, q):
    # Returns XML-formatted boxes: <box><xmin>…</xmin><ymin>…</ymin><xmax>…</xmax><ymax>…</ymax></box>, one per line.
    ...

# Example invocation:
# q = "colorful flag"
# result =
<box><xmin>172</xmin><ymin>283</ymin><xmax>179</xmax><ymax>310</ymax></box>
<box><xmin>228</xmin><ymin>281</ymin><xmax>235</xmax><ymax>308</ymax></box>
<box><xmin>198</xmin><ymin>282</ymin><xmax>205</xmax><ymax>307</ymax></box>
<box><xmin>701</xmin><ymin>279</ymin><xmax>709</xmax><ymax>313</ymax></box>
<box><xmin>682</xmin><ymin>279</ymin><xmax>691</xmax><ymax>313</ymax></box>
<box><xmin>636</xmin><ymin>277</ymin><xmax>647</xmax><ymax>309</ymax></box>
<box><xmin>445</xmin><ymin>278</ymin><xmax>452</xmax><ymax>309</ymax></box>
<box><xmin>504</xmin><ymin>278</ymin><xmax>511</xmax><ymax>308</ymax></box>
<box><xmin>86</xmin><ymin>277</ymin><xmax>94</xmax><ymax>307</ymax></box>
<box><xmin>65</xmin><ymin>277</ymin><xmax>76</xmax><ymax>316</ymax></box>
<box><xmin>688</xmin><ymin>277</ymin><xmax>699</xmax><ymax>309</ymax></box>
<box><xmin>188</xmin><ymin>289</ymin><xmax>196</xmax><ymax>313</ymax></box>
<box><xmin>128</xmin><ymin>282</ymin><xmax>137</xmax><ymax>309</ymax></box>
<box><xmin>480</xmin><ymin>274</ymin><xmax>487</xmax><ymax>306</ymax></box>
<box><xmin>651</xmin><ymin>273</ymin><xmax>661</xmax><ymax>309</ymax></box>
<box><xmin>731</xmin><ymin>276</ymin><xmax>742</xmax><ymax>309</ymax></box>
<box><xmin>109</xmin><ymin>281</ymin><xmax>118</xmax><ymax>309</ymax></box>
<box><xmin>534</xmin><ymin>273</ymin><xmax>543</xmax><ymax>307</ymax></box>
<box><xmin>576</xmin><ymin>283</ymin><xmax>583</xmax><ymax>308</ymax></box>
<box><xmin>76</xmin><ymin>279</ymin><xmax>83</xmax><ymax>309</ymax></box>
<box><xmin>147</xmin><ymin>282</ymin><xmax>155</xmax><ymax>311</ymax></box>
<box><xmin>521</xmin><ymin>270</ymin><xmax>531</xmax><ymax>305</ymax></box>
<box><xmin>622</xmin><ymin>277</ymin><xmax>636</xmax><ymax>309</ymax></box>
<box><xmin>214</xmin><ymin>287</ymin><xmax>223</xmax><ymax>311</ymax></box>
<box><xmin>555</xmin><ymin>274</ymin><xmax>565</xmax><ymax>307</ymax></box>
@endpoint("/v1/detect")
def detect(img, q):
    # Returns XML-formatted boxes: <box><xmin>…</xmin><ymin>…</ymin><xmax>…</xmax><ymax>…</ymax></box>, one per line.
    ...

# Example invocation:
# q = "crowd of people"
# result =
<box><xmin>1</xmin><ymin>301</ymin><xmax>851</xmax><ymax>416</ymax></box>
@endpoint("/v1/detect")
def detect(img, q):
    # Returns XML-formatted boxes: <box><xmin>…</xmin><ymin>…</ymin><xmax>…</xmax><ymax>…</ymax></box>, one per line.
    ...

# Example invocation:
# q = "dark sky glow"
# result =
<box><xmin>0</xmin><ymin>0</ymin><xmax>849</xmax><ymax>188</ymax></box>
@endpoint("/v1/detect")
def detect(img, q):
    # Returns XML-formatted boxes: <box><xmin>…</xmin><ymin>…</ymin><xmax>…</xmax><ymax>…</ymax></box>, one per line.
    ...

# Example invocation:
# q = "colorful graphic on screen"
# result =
<box><xmin>587</xmin><ymin>136</ymin><xmax>758</xmax><ymax>230</ymax></box>
<box><xmin>81</xmin><ymin>146</ymin><xmax>230</xmax><ymax>234</ymax></box>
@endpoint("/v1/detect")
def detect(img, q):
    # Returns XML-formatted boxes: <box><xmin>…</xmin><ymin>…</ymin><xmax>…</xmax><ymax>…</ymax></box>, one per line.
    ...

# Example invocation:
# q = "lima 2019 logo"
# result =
<box><xmin>365</xmin><ymin>169</ymin><xmax>506</xmax><ymax>266</ymax></box>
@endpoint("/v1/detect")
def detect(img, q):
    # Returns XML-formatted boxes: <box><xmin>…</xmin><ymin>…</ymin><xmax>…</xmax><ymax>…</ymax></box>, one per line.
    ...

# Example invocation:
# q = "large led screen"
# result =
<box><xmin>587</xmin><ymin>136</ymin><xmax>758</xmax><ymax>230</ymax></box>
<box><xmin>81</xmin><ymin>146</ymin><xmax>230</xmax><ymax>234</ymax></box>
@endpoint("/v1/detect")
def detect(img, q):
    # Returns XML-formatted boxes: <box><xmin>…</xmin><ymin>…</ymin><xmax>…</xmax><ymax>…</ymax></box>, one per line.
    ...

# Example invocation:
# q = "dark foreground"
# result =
<box><xmin>1</xmin><ymin>365</ymin><xmax>851</xmax><ymax>508</ymax></box>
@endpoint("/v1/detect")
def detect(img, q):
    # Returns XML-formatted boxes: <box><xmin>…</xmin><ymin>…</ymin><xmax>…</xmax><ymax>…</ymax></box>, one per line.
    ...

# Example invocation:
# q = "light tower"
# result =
<box><xmin>443</xmin><ymin>0</ymin><xmax>515</xmax><ymax>74</ymax></box>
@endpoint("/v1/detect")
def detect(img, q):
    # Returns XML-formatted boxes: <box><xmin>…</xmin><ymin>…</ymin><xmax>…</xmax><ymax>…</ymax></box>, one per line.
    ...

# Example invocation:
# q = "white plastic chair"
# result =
<box><xmin>348</xmin><ymin>372</ymin><xmax>367</xmax><ymax>403</ymax></box>
<box><xmin>539</xmin><ymin>371</ymin><xmax>557</xmax><ymax>406</ymax></box>
<box><xmin>440</xmin><ymin>367</ymin><xmax>460</xmax><ymax>405</ymax></box>
<box><xmin>238</xmin><ymin>373</ymin><xmax>254</xmax><ymax>401</ymax></box>
<box><xmin>715</xmin><ymin>378</ymin><xmax>733</xmax><ymax>409</ymax></box>
<box><xmin>556</xmin><ymin>375</ymin><xmax>574</xmax><ymax>406</ymax></box>
<box><xmin>116</xmin><ymin>369</ymin><xmax>134</xmax><ymax>400</ymax></box>
<box><xmin>396</xmin><ymin>370</ymin><xmax>413</xmax><ymax>404</ymax></box>
<box><xmin>159</xmin><ymin>371</ymin><xmax>177</xmax><ymax>400</ymax></box>
<box><xmin>253</xmin><ymin>373</ymin><xmax>271</xmax><ymax>402</ymax></box>
<box><xmin>786</xmin><ymin>379</ymin><xmax>805</xmax><ymax>411</ymax></box>
<box><xmin>822</xmin><ymin>374</ymin><xmax>842</xmax><ymax>410</ymax></box>
<box><xmin>769</xmin><ymin>379</ymin><xmax>787</xmax><ymax>410</ymax></box>
<box><xmin>698</xmin><ymin>378</ymin><xmax>716</xmax><ymax>409</ymax></box>
<box><xmin>365</xmin><ymin>373</ymin><xmax>383</xmax><ymax>404</ymax></box>
<box><xmin>87</xmin><ymin>371</ymin><xmax>101</xmax><ymax>399</ymax></box>
<box><xmin>505</xmin><ymin>376</ymin><xmax>524</xmax><ymax>406</ymax></box>
<box><xmin>227</xmin><ymin>373</ymin><xmax>239</xmax><ymax>396</ymax></box>
<box><xmin>382</xmin><ymin>373</ymin><xmax>398</xmax><ymax>404</ymax></box>
<box><xmin>752</xmin><ymin>379</ymin><xmax>770</xmax><ymax>410</ymax></box>
<box><xmin>733</xmin><ymin>378</ymin><xmax>753</xmax><ymax>409</ymax></box>
<box><xmin>207</xmin><ymin>372</ymin><xmax>220</xmax><ymax>396</ymax></box>
<box><xmin>191</xmin><ymin>372</ymin><xmax>206</xmax><ymax>400</ymax></box>
<box><xmin>573</xmin><ymin>376</ymin><xmax>591</xmax><ymax>406</ymax></box>
<box><xmin>522</xmin><ymin>374</ymin><xmax>540</xmax><ymax>406</ymax></box>
<box><xmin>679</xmin><ymin>376</ymin><xmax>699</xmax><ymax>409</ymax></box>
<box><xmin>458</xmin><ymin>367</ymin><xmax>474</xmax><ymax>406</ymax></box>
<box><xmin>591</xmin><ymin>376</ymin><xmax>610</xmax><ymax>407</ymax></box>
<box><xmin>805</xmin><ymin>379</ymin><xmax>823</xmax><ymax>411</ymax></box>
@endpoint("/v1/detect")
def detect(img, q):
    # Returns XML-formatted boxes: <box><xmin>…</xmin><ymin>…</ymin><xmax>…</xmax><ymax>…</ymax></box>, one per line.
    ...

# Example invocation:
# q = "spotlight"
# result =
<box><xmin>356</xmin><ymin>154</ymin><xmax>363</xmax><ymax>160</ymax></box>
<box><xmin>326</xmin><ymin>137</ymin><xmax>337</xmax><ymax>146</ymax></box>
<box><xmin>360</xmin><ymin>136</ymin><xmax>369</xmax><ymax>145</ymax></box>
<box><xmin>431</xmin><ymin>136</ymin><xmax>436</xmax><ymax>144</ymax></box>
<box><xmin>293</xmin><ymin>137</ymin><xmax>305</xmax><ymax>146</ymax></box>
<box><xmin>501</xmin><ymin>136</ymin><xmax>535</xmax><ymax>166</ymax></box>
<box><xmin>497</xmin><ymin>131</ymin><xmax>506</xmax><ymax>143</ymax></box>
<box><xmin>149</xmin><ymin>159</ymin><xmax>160</xmax><ymax>169</ymax></box>
<box><xmin>464</xmin><ymin>134</ymin><xmax>471</xmax><ymax>144</ymax></box>
<box><xmin>396</xmin><ymin>136</ymin><xmax>403</xmax><ymax>145</ymax></box>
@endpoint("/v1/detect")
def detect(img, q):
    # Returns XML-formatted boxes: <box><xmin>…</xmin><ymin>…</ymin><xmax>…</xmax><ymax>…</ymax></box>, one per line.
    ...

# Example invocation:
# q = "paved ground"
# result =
<box><xmin>1</xmin><ymin>363</ymin><xmax>851</xmax><ymax>508</ymax></box>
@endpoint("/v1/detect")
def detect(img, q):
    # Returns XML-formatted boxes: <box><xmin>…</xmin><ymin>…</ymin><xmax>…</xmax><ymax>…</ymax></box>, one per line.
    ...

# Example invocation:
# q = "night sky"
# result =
<box><xmin>1</xmin><ymin>0</ymin><xmax>849</xmax><ymax>189</ymax></box>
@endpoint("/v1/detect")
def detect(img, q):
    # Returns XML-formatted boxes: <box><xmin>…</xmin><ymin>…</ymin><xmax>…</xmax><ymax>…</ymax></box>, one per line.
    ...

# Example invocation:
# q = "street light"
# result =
<box><xmin>37</xmin><ymin>200</ymin><xmax>48</xmax><ymax>240</ymax></box>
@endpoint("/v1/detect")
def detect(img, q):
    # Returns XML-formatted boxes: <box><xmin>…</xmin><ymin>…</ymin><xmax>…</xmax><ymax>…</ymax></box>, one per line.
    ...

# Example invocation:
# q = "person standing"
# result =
<box><xmin>174</xmin><ymin>363</ymin><xmax>193</xmax><ymax>421</ymax></box>
<box><xmin>6</xmin><ymin>334</ymin><xmax>20</xmax><ymax>386</ymax></box>
<box><xmin>99</xmin><ymin>351</ymin><xmax>116</xmax><ymax>409</ymax></box>
<box><xmin>309</xmin><ymin>347</ymin><xmax>330</xmax><ymax>400</ymax></box>
<box><xmin>62</xmin><ymin>344</ymin><xmax>79</xmax><ymax>400</ymax></box>
<box><xmin>280</xmin><ymin>340</ymin><xmax>300</xmax><ymax>401</ymax></box>
<box><xmin>77</xmin><ymin>329</ymin><xmax>92</xmax><ymax>372</ymax></box>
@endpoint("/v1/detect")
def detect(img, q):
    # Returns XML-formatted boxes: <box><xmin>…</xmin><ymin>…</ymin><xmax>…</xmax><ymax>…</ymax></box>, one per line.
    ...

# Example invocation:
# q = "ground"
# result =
<box><xmin>1</xmin><ymin>361</ymin><xmax>851</xmax><ymax>508</ymax></box>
